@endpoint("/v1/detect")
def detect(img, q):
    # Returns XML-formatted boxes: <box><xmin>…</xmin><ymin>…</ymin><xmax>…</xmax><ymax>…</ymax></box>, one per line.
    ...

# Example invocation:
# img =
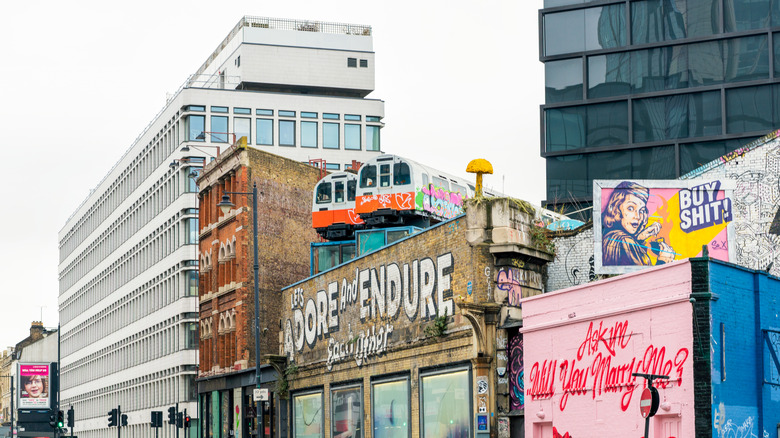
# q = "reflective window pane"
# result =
<box><xmin>279</xmin><ymin>120</ymin><xmax>295</xmax><ymax>146</ymax></box>
<box><xmin>420</xmin><ymin>370</ymin><xmax>470</xmax><ymax>437</ymax></box>
<box><xmin>324</xmin><ymin>123</ymin><xmax>339</xmax><ymax>149</ymax></box>
<box><xmin>372</xmin><ymin>379</ymin><xmax>409</xmax><ymax>438</ymax></box>
<box><xmin>331</xmin><ymin>387</ymin><xmax>362</xmax><ymax>438</ymax></box>
<box><xmin>726</xmin><ymin>85</ymin><xmax>772</xmax><ymax>133</ymax></box>
<box><xmin>724</xmin><ymin>35</ymin><xmax>769</xmax><ymax>83</ymax></box>
<box><xmin>301</xmin><ymin>121</ymin><xmax>317</xmax><ymax>148</ymax></box>
<box><xmin>633</xmin><ymin>91</ymin><xmax>721</xmax><ymax>142</ymax></box>
<box><xmin>345</xmin><ymin>124</ymin><xmax>361</xmax><ymax>150</ymax></box>
<box><xmin>546</xmin><ymin>6</ymin><xmax>626</xmax><ymax>56</ymax></box>
<box><xmin>211</xmin><ymin>116</ymin><xmax>228</xmax><ymax>143</ymax></box>
<box><xmin>774</xmin><ymin>33</ymin><xmax>780</xmax><ymax>77</ymax></box>
<box><xmin>544</xmin><ymin>0</ymin><xmax>584</xmax><ymax>6</ymax></box>
<box><xmin>234</xmin><ymin>117</ymin><xmax>251</xmax><ymax>144</ymax></box>
<box><xmin>688</xmin><ymin>40</ymin><xmax>723</xmax><ymax>86</ymax></box>
<box><xmin>187</xmin><ymin>115</ymin><xmax>205</xmax><ymax>141</ymax></box>
<box><xmin>293</xmin><ymin>392</ymin><xmax>322</xmax><ymax>437</ymax></box>
<box><xmin>586</xmin><ymin>101</ymin><xmax>628</xmax><ymax>147</ymax></box>
<box><xmin>724</xmin><ymin>0</ymin><xmax>771</xmax><ymax>32</ymax></box>
<box><xmin>366</xmin><ymin>126</ymin><xmax>380</xmax><ymax>151</ymax></box>
<box><xmin>633</xmin><ymin>0</ymin><xmax>718</xmax><ymax>43</ymax></box>
<box><xmin>257</xmin><ymin>119</ymin><xmax>273</xmax><ymax>145</ymax></box>
<box><xmin>545</xmin><ymin>9</ymin><xmax>586</xmax><ymax>55</ymax></box>
<box><xmin>680</xmin><ymin>137</ymin><xmax>759</xmax><ymax>174</ymax></box>
<box><xmin>546</xmin><ymin>58</ymin><xmax>583</xmax><ymax>103</ymax></box>
<box><xmin>547</xmin><ymin>154</ymin><xmax>590</xmax><ymax>200</ymax></box>
<box><xmin>588</xmin><ymin>53</ymin><xmax>630</xmax><ymax>98</ymax></box>
<box><xmin>631</xmin><ymin>146</ymin><xmax>676</xmax><ymax>179</ymax></box>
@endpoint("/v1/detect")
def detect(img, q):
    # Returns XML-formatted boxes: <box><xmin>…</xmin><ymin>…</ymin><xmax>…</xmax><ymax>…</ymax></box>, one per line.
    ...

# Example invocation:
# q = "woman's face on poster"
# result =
<box><xmin>619</xmin><ymin>194</ymin><xmax>647</xmax><ymax>235</ymax></box>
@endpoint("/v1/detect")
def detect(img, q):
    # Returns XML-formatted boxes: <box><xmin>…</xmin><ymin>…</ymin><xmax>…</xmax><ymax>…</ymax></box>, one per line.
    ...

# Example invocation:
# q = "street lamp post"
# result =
<box><xmin>217</xmin><ymin>183</ymin><xmax>262</xmax><ymax>389</ymax></box>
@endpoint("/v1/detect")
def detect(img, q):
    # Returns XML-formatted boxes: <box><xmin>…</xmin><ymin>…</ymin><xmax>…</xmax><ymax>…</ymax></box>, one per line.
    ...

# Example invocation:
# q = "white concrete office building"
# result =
<box><xmin>57</xmin><ymin>16</ymin><xmax>384</xmax><ymax>438</ymax></box>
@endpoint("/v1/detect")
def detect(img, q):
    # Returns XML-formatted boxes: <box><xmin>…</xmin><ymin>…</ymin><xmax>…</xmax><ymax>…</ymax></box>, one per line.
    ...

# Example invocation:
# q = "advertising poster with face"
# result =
<box><xmin>18</xmin><ymin>363</ymin><xmax>50</xmax><ymax>409</ymax></box>
<box><xmin>594</xmin><ymin>180</ymin><xmax>735</xmax><ymax>274</ymax></box>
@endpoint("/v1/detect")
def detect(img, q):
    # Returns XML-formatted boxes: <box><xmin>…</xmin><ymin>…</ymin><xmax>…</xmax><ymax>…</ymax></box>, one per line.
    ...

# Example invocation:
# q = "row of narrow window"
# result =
<box><xmin>60</xmin><ymin>210</ymin><xmax>190</xmax><ymax>328</ymax></box>
<box><xmin>60</xmin><ymin>118</ymin><xmax>180</xmax><ymax>262</ymax></box>
<box><xmin>60</xmin><ymin>167</ymin><xmax>187</xmax><ymax>292</ymax></box>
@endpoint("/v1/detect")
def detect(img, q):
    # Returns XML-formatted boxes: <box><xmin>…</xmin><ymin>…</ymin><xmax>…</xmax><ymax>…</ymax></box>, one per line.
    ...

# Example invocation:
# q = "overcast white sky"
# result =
<box><xmin>0</xmin><ymin>0</ymin><xmax>545</xmax><ymax>349</ymax></box>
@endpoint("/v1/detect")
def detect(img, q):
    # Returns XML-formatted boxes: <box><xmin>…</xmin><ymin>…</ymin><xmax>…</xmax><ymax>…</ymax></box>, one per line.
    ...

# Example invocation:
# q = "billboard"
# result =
<box><xmin>17</xmin><ymin>363</ymin><xmax>51</xmax><ymax>409</ymax></box>
<box><xmin>594</xmin><ymin>179</ymin><xmax>735</xmax><ymax>274</ymax></box>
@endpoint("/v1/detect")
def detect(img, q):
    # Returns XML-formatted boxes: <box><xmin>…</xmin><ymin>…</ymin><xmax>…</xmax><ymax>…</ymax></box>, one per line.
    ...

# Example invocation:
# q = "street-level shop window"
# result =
<box><xmin>324</xmin><ymin>123</ymin><xmax>339</xmax><ymax>149</ymax></box>
<box><xmin>420</xmin><ymin>368</ymin><xmax>471</xmax><ymax>438</ymax></box>
<box><xmin>211</xmin><ymin>116</ymin><xmax>228</xmax><ymax>142</ymax></box>
<box><xmin>331</xmin><ymin>385</ymin><xmax>362</xmax><ymax>438</ymax></box>
<box><xmin>293</xmin><ymin>391</ymin><xmax>323</xmax><ymax>437</ymax></box>
<box><xmin>345</xmin><ymin>124</ymin><xmax>361</xmax><ymax>150</ymax></box>
<box><xmin>257</xmin><ymin>119</ymin><xmax>273</xmax><ymax>145</ymax></box>
<box><xmin>348</xmin><ymin>58</ymin><xmax>357</xmax><ymax>67</ymax></box>
<box><xmin>372</xmin><ymin>377</ymin><xmax>410</xmax><ymax>438</ymax></box>
<box><xmin>280</xmin><ymin>120</ymin><xmax>296</xmax><ymax>146</ymax></box>
<box><xmin>301</xmin><ymin>121</ymin><xmax>318</xmax><ymax>148</ymax></box>
<box><xmin>367</xmin><ymin>125</ymin><xmax>380</xmax><ymax>151</ymax></box>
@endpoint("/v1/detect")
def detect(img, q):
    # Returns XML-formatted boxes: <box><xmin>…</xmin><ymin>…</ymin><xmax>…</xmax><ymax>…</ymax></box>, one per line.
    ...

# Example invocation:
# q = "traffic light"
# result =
<box><xmin>121</xmin><ymin>414</ymin><xmax>128</xmax><ymax>427</ymax></box>
<box><xmin>67</xmin><ymin>406</ymin><xmax>75</xmax><ymax>427</ymax></box>
<box><xmin>49</xmin><ymin>412</ymin><xmax>57</xmax><ymax>429</ymax></box>
<box><xmin>176</xmin><ymin>412</ymin><xmax>183</xmax><ymax>428</ymax></box>
<box><xmin>108</xmin><ymin>408</ymin><xmax>118</xmax><ymax>427</ymax></box>
<box><xmin>57</xmin><ymin>410</ymin><xmax>65</xmax><ymax>428</ymax></box>
<box><xmin>184</xmin><ymin>416</ymin><xmax>191</xmax><ymax>429</ymax></box>
<box><xmin>167</xmin><ymin>406</ymin><xmax>176</xmax><ymax>425</ymax></box>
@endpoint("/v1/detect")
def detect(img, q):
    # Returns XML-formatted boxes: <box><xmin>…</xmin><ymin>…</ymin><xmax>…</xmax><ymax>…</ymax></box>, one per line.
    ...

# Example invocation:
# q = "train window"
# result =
<box><xmin>380</xmin><ymin>164</ymin><xmax>391</xmax><ymax>187</ymax></box>
<box><xmin>360</xmin><ymin>165</ymin><xmax>377</xmax><ymax>188</ymax></box>
<box><xmin>393</xmin><ymin>163</ymin><xmax>411</xmax><ymax>185</ymax></box>
<box><xmin>422</xmin><ymin>173</ymin><xmax>429</xmax><ymax>187</ymax></box>
<box><xmin>334</xmin><ymin>182</ymin><xmax>345</xmax><ymax>203</ymax></box>
<box><xmin>347</xmin><ymin>180</ymin><xmax>357</xmax><ymax>201</ymax></box>
<box><xmin>316</xmin><ymin>183</ymin><xmax>332</xmax><ymax>204</ymax></box>
<box><xmin>432</xmin><ymin>176</ymin><xmax>449</xmax><ymax>190</ymax></box>
<box><xmin>451</xmin><ymin>183</ymin><xmax>466</xmax><ymax>195</ymax></box>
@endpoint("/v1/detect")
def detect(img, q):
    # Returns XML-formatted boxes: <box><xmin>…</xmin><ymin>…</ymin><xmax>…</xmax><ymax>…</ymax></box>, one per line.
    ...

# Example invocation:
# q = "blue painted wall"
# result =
<box><xmin>708</xmin><ymin>261</ymin><xmax>780</xmax><ymax>438</ymax></box>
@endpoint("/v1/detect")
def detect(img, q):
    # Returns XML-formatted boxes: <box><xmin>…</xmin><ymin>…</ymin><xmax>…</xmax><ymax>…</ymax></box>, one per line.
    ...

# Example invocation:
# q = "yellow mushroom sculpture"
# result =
<box><xmin>466</xmin><ymin>158</ymin><xmax>494</xmax><ymax>198</ymax></box>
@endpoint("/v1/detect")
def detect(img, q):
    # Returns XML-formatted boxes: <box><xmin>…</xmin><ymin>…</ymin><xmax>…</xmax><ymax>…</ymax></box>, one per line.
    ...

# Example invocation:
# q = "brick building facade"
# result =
<box><xmin>280</xmin><ymin>198</ymin><xmax>554</xmax><ymax>437</ymax></box>
<box><xmin>195</xmin><ymin>143</ymin><xmax>322</xmax><ymax>438</ymax></box>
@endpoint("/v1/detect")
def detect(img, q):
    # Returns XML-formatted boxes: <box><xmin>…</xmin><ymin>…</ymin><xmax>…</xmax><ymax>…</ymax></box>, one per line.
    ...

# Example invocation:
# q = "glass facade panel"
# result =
<box><xmin>331</xmin><ymin>387</ymin><xmax>362</xmax><ymax>438</ymax></box>
<box><xmin>234</xmin><ymin>117</ymin><xmax>251</xmax><ymax>144</ymax></box>
<box><xmin>546</xmin><ymin>58</ymin><xmax>583</xmax><ymax>103</ymax></box>
<box><xmin>185</xmin><ymin>218</ymin><xmax>199</xmax><ymax>244</ymax></box>
<box><xmin>633</xmin><ymin>91</ymin><xmax>721</xmax><ymax>143</ymax></box>
<box><xmin>345</xmin><ymin>124</ymin><xmax>361</xmax><ymax>150</ymax></box>
<box><xmin>726</xmin><ymin>85</ymin><xmax>773</xmax><ymax>133</ymax></box>
<box><xmin>774</xmin><ymin>33</ymin><xmax>780</xmax><ymax>77</ymax></box>
<box><xmin>280</xmin><ymin>120</ymin><xmax>295</xmax><ymax>146</ymax></box>
<box><xmin>257</xmin><ymin>119</ymin><xmax>273</xmax><ymax>145</ymax></box>
<box><xmin>302</xmin><ymin>112</ymin><xmax>318</xmax><ymax>118</ymax></box>
<box><xmin>630</xmin><ymin>46</ymin><xmax>688</xmax><ymax>94</ymax></box>
<box><xmin>187</xmin><ymin>115</ymin><xmax>205</xmax><ymax>141</ymax></box>
<box><xmin>724</xmin><ymin>0</ymin><xmax>772</xmax><ymax>32</ymax></box>
<box><xmin>324</xmin><ymin>123</ymin><xmax>339</xmax><ymax>149</ymax></box>
<box><xmin>293</xmin><ymin>392</ymin><xmax>322</xmax><ymax>437</ymax></box>
<box><xmin>211</xmin><ymin>106</ymin><xmax>228</xmax><ymax>113</ymax></box>
<box><xmin>420</xmin><ymin>370</ymin><xmax>470</xmax><ymax>438</ymax></box>
<box><xmin>546</xmin><ymin>101</ymin><xmax>628</xmax><ymax>151</ymax></box>
<box><xmin>234</xmin><ymin>107</ymin><xmax>251</xmax><ymax>114</ymax></box>
<box><xmin>366</xmin><ymin>126</ymin><xmax>380</xmax><ymax>151</ymax></box>
<box><xmin>632</xmin><ymin>0</ymin><xmax>718</xmax><ymax>43</ymax></box>
<box><xmin>372</xmin><ymin>379</ymin><xmax>410</xmax><ymax>438</ymax></box>
<box><xmin>279</xmin><ymin>110</ymin><xmax>296</xmax><ymax>117</ymax></box>
<box><xmin>631</xmin><ymin>146</ymin><xmax>676</xmax><ymax>178</ymax></box>
<box><xmin>724</xmin><ymin>35</ymin><xmax>769</xmax><ymax>83</ymax></box>
<box><xmin>324</xmin><ymin>113</ymin><xmax>340</xmax><ymax>120</ymax></box>
<box><xmin>211</xmin><ymin>116</ymin><xmax>228</xmax><ymax>142</ymax></box>
<box><xmin>301</xmin><ymin>121</ymin><xmax>317</xmax><ymax>148</ymax></box>
<box><xmin>680</xmin><ymin>137</ymin><xmax>759</xmax><ymax>174</ymax></box>
<box><xmin>256</xmin><ymin>109</ymin><xmax>273</xmax><ymax>116</ymax></box>
<box><xmin>588</xmin><ymin>53</ymin><xmax>630</xmax><ymax>98</ymax></box>
<box><xmin>345</xmin><ymin>114</ymin><xmax>361</xmax><ymax>121</ymax></box>
<box><xmin>688</xmin><ymin>40</ymin><xmax>723</xmax><ymax>86</ymax></box>
<box><xmin>185</xmin><ymin>322</ymin><xmax>198</xmax><ymax>348</ymax></box>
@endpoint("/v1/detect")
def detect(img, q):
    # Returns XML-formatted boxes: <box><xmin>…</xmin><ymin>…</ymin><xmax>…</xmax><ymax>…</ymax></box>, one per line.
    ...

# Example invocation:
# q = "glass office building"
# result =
<box><xmin>541</xmin><ymin>0</ymin><xmax>780</xmax><ymax>219</ymax></box>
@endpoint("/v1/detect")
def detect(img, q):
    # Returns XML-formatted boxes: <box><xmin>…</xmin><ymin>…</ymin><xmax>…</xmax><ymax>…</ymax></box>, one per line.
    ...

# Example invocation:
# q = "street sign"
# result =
<box><xmin>253</xmin><ymin>388</ymin><xmax>268</xmax><ymax>401</ymax></box>
<box><xmin>640</xmin><ymin>387</ymin><xmax>659</xmax><ymax>418</ymax></box>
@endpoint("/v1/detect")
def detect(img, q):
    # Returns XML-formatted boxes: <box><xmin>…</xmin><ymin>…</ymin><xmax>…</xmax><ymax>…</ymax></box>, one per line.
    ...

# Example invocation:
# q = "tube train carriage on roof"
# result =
<box><xmin>312</xmin><ymin>172</ymin><xmax>365</xmax><ymax>240</ymax></box>
<box><xmin>312</xmin><ymin>154</ymin><xmax>569</xmax><ymax>240</ymax></box>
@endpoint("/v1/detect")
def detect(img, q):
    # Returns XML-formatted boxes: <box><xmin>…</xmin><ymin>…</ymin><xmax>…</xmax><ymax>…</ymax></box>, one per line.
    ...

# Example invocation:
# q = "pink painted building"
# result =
<box><xmin>522</xmin><ymin>261</ymin><xmax>696</xmax><ymax>438</ymax></box>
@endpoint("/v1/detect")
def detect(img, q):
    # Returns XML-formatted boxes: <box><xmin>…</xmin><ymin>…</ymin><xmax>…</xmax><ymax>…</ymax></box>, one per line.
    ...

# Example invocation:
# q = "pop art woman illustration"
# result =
<box><xmin>602</xmin><ymin>181</ymin><xmax>676</xmax><ymax>266</ymax></box>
